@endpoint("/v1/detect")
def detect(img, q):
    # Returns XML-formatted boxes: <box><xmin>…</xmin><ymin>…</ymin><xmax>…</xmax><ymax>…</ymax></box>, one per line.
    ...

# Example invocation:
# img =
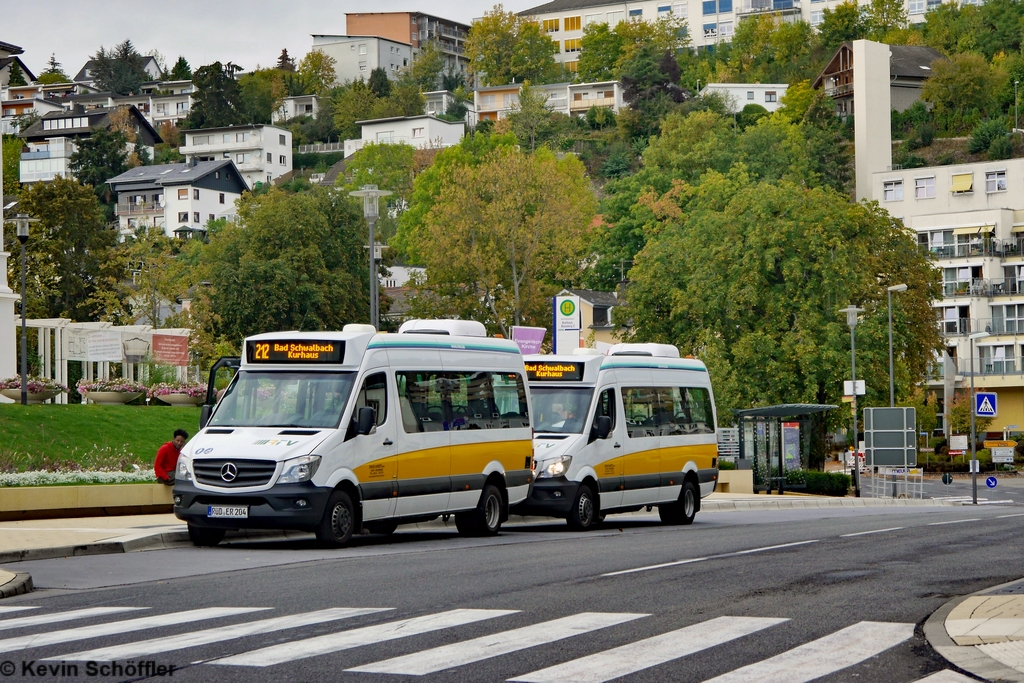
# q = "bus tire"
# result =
<box><xmin>659</xmin><ymin>480</ymin><xmax>697</xmax><ymax>526</ymax></box>
<box><xmin>455</xmin><ymin>484</ymin><xmax>503</xmax><ymax>537</ymax></box>
<box><xmin>365</xmin><ymin>520</ymin><xmax>398</xmax><ymax>535</ymax></box>
<box><xmin>567</xmin><ymin>483</ymin><xmax>599</xmax><ymax>531</ymax></box>
<box><xmin>188</xmin><ymin>524</ymin><xmax>225</xmax><ymax>547</ymax></box>
<box><xmin>316</xmin><ymin>490</ymin><xmax>355</xmax><ymax>546</ymax></box>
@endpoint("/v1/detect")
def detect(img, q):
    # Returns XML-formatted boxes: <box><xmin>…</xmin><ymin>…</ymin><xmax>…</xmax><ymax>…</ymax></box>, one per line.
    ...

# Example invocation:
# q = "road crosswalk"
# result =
<box><xmin>0</xmin><ymin>602</ymin><xmax>965</xmax><ymax>681</ymax></box>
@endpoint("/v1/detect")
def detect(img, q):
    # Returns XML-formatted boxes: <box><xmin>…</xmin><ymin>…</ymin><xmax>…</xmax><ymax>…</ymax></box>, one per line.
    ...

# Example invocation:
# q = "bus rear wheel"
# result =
<box><xmin>188</xmin><ymin>524</ymin><xmax>225</xmax><ymax>547</ymax></box>
<box><xmin>455</xmin><ymin>484</ymin><xmax>503</xmax><ymax>537</ymax></box>
<box><xmin>659</xmin><ymin>480</ymin><xmax>697</xmax><ymax>526</ymax></box>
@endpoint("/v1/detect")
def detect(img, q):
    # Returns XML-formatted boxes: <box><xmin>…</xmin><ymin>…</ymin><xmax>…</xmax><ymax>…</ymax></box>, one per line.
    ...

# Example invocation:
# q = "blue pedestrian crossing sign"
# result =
<box><xmin>975</xmin><ymin>392</ymin><xmax>997</xmax><ymax>418</ymax></box>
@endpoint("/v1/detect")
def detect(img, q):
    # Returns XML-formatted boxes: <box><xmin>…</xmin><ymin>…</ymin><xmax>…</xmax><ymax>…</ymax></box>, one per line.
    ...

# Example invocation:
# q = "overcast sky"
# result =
<box><xmin>8</xmin><ymin>0</ymin><xmax>517</xmax><ymax>77</ymax></box>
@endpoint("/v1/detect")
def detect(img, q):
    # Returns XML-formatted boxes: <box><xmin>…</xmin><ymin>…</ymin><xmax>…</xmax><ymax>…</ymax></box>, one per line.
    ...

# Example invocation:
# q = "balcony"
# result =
<box><xmin>735</xmin><ymin>0</ymin><xmax>801</xmax><ymax>15</ymax></box>
<box><xmin>115</xmin><ymin>201</ymin><xmax>164</xmax><ymax>217</ymax></box>
<box><xmin>939</xmin><ymin>317</ymin><xmax>1024</xmax><ymax>336</ymax></box>
<box><xmin>570</xmin><ymin>96</ymin><xmax>616</xmax><ymax>111</ymax></box>
<box><xmin>921</xmin><ymin>239</ymin><xmax>1007</xmax><ymax>260</ymax></box>
<box><xmin>942</xmin><ymin>278</ymin><xmax>1024</xmax><ymax>298</ymax></box>
<box><xmin>180</xmin><ymin>137</ymin><xmax>264</xmax><ymax>155</ymax></box>
<box><xmin>824</xmin><ymin>83</ymin><xmax>854</xmax><ymax>98</ymax></box>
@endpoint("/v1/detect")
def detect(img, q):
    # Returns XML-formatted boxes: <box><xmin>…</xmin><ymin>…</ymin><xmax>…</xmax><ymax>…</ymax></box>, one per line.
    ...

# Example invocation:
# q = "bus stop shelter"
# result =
<box><xmin>733</xmin><ymin>404</ymin><xmax>836</xmax><ymax>495</ymax></box>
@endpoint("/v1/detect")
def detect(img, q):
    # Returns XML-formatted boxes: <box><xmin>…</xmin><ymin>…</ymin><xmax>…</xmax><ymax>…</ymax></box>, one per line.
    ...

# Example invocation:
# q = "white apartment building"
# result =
<box><xmin>179</xmin><ymin>125</ymin><xmax>292</xmax><ymax>189</ymax></box>
<box><xmin>273</xmin><ymin>95</ymin><xmax>321</xmax><ymax>123</ymax></box>
<box><xmin>311</xmin><ymin>35</ymin><xmax>413</xmax><ymax>85</ymax></box>
<box><xmin>344</xmin><ymin>115</ymin><xmax>465</xmax><ymax>157</ymax></box>
<box><xmin>474</xmin><ymin>80</ymin><xmax>624</xmax><ymax>121</ymax></box>
<box><xmin>106</xmin><ymin>160</ymin><xmax>248</xmax><ymax>238</ymax></box>
<box><xmin>517</xmin><ymin>0</ymin><xmax>973</xmax><ymax>58</ymax></box>
<box><xmin>700</xmin><ymin>83</ymin><xmax>788</xmax><ymax>112</ymax></box>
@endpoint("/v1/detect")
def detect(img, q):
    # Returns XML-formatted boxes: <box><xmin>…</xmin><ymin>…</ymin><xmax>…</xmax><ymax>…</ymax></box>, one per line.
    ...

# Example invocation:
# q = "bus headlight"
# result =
<box><xmin>177</xmin><ymin>458</ymin><xmax>193</xmax><ymax>481</ymax></box>
<box><xmin>538</xmin><ymin>456</ymin><xmax>571</xmax><ymax>479</ymax></box>
<box><xmin>278</xmin><ymin>455</ymin><xmax>321</xmax><ymax>484</ymax></box>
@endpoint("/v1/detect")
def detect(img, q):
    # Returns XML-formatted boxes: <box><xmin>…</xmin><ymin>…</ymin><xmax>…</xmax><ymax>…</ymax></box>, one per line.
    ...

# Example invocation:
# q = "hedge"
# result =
<box><xmin>785</xmin><ymin>469</ymin><xmax>851</xmax><ymax>496</ymax></box>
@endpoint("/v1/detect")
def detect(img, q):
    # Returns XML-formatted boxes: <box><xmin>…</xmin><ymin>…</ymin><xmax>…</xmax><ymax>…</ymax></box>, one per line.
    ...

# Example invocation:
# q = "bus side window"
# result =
<box><xmin>684</xmin><ymin>387</ymin><xmax>715</xmax><ymax>434</ymax></box>
<box><xmin>396</xmin><ymin>372</ymin><xmax>446</xmax><ymax>433</ymax></box>
<box><xmin>347</xmin><ymin>372</ymin><xmax>388</xmax><ymax>440</ymax></box>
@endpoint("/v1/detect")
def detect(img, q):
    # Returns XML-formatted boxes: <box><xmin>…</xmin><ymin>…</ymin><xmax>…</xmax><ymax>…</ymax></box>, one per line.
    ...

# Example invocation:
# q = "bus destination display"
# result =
<box><xmin>247</xmin><ymin>340</ymin><xmax>344</xmax><ymax>364</ymax></box>
<box><xmin>525</xmin><ymin>361</ymin><xmax>583</xmax><ymax>381</ymax></box>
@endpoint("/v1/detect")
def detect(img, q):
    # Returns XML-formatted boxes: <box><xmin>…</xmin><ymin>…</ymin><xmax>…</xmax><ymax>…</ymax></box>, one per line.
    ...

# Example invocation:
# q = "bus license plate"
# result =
<box><xmin>207</xmin><ymin>506</ymin><xmax>248</xmax><ymax>518</ymax></box>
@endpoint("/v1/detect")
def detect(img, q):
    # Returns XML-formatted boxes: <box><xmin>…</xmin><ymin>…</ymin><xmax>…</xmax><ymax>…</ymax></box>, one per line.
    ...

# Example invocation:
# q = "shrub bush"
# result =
<box><xmin>718</xmin><ymin>459</ymin><xmax>736</xmax><ymax>470</ymax></box>
<box><xmin>784</xmin><ymin>469</ymin><xmax>851</xmax><ymax>496</ymax></box>
<box><xmin>968</xmin><ymin>120</ymin><xmax>1009</xmax><ymax>154</ymax></box>
<box><xmin>989</xmin><ymin>135</ymin><xmax>1012</xmax><ymax>160</ymax></box>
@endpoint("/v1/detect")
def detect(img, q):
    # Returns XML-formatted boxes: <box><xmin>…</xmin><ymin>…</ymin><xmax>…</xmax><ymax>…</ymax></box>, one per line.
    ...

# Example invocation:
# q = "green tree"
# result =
<box><xmin>466</xmin><ymin>4</ymin><xmax>559</xmax><ymax>86</ymax></box>
<box><xmin>410</xmin><ymin>41</ymin><xmax>446</xmax><ymax>91</ymax></box>
<box><xmin>169</xmin><ymin>56</ymin><xmax>192</xmax><ymax>80</ymax></box>
<box><xmin>507</xmin><ymin>83</ymin><xmax>551</xmax><ymax>151</ymax></box>
<box><xmin>332</xmin><ymin>79</ymin><xmax>378</xmax><ymax>140</ymax></box>
<box><xmin>922</xmin><ymin>52</ymin><xmax>1003</xmax><ymax>133</ymax></box>
<box><xmin>368</xmin><ymin>67</ymin><xmax>392</xmax><ymax>98</ymax></box>
<box><xmin>408</xmin><ymin>146</ymin><xmax>597</xmax><ymax>334</ymax></box>
<box><xmin>2</xmin><ymin>135</ymin><xmax>21</xmax><ymax>196</ymax></box>
<box><xmin>620</xmin><ymin>168</ymin><xmax>942</xmax><ymax>426</ymax></box>
<box><xmin>91</xmin><ymin>40</ymin><xmax>150</xmax><ymax>95</ymax></box>
<box><xmin>37</xmin><ymin>54</ymin><xmax>70</xmax><ymax>84</ymax></box>
<box><xmin>297</xmin><ymin>49</ymin><xmax>337</xmax><ymax>95</ymax></box>
<box><xmin>578</xmin><ymin>23</ymin><xmax>625</xmax><ymax>82</ymax></box>
<box><xmin>7</xmin><ymin>178</ymin><xmax>126</xmax><ymax>322</ymax></box>
<box><xmin>818</xmin><ymin>1</ymin><xmax>866</xmax><ymax>54</ymax></box>
<box><xmin>736</xmin><ymin>103</ymin><xmax>769</xmax><ymax>130</ymax></box>
<box><xmin>194</xmin><ymin>188</ymin><xmax>369</xmax><ymax>340</ymax></box>
<box><xmin>118</xmin><ymin>225</ymin><xmax>182</xmax><ymax>327</ymax></box>
<box><xmin>238</xmin><ymin>68</ymin><xmax>286</xmax><ymax>124</ymax></box>
<box><xmin>727</xmin><ymin>14</ymin><xmax>817</xmax><ymax>84</ymax></box>
<box><xmin>69</xmin><ymin>128</ymin><xmax>128</xmax><ymax>203</ymax></box>
<box><xmin>948</xmin><ymin>390</ymin><xmax>993</xmax><ymax>435</ymax></box>
<box><xmin>276</xmin><ymin>49</ymin><xmax>296</xmax><ymax>72</ymax></box>
<box><xmin>619</xmin><ymin>45</ymin><xmax>691</xmax><ymax>139</ymax></box>
<box><xmin>340</xmin><ymin>142</ymin><xmax>416</xmax><ymax>245</ymax></box>
<box><xmin>7</xmin><ymin>62</ymin><xmax>26</xmax><ymax>86</ymax></box>
<box><xmin>864</xmin><ymin>0</ymin><xmax>908</xmax><ymax>40</ymax></box>
<box><xmin>184</xmin><ymin>62</ymin><xmax>243</xmax><ymax>129</ymax></box>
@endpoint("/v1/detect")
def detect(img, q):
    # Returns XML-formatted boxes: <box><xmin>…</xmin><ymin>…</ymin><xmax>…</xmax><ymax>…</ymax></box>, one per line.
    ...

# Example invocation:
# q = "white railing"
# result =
<box><xmin>298</xmin><ymin>142</ymin><xmax>344</xmax><ymax>154</ymax></box>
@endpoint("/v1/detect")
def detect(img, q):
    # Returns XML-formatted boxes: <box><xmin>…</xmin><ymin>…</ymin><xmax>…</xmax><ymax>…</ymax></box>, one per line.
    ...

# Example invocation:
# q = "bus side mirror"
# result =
<box><xmin>199</xmin><ymin>404</ymin><xmax>213</xmax><ymax>430</ymax></box>
<box><xmin>595</xmin><ymin>415</ymin><xmax>612</xmax><ymax>440</ymax></box>
<box><xmin>356</xmin><ymin>407</ymin><xmax>376</xmax><ymax>436</ymax></box>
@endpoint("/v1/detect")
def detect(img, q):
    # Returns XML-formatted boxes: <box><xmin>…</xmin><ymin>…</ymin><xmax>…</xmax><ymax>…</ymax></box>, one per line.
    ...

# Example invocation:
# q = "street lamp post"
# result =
<box><xmin>1016</xmin><ymin>80</ymin><xmax>1020</xmax><ymax>132</ymax></box>
<box><xmin>14</xmin><ymin>215</ymin><xmax>31</xmax><ymax>406</ymax></box>
<box><xmin>840</xmin><ymin>304</ymin><xmax>865</xmax><ymax>497</ymax></box>
<box><xmin>968</xmin><ymin>331</ymin><xmax>990</xmax><ymax>506</ymax></box>
<box><xmin>348</xmin><ymin>184</ymin><xmax>393</xmax><ymax>330</ymax></box>
<box><xmin>887</xmin><ymin>284</ymin><xmax>908</xmax><ymax>407</ymax></box>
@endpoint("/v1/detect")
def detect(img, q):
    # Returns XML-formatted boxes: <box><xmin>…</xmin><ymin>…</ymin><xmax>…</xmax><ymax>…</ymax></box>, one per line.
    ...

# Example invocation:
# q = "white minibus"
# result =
<box><xmin>513</xmin><ymin>343</ymin><xmax>719</xmax><ymax>529</ymax></box>
<box><xmin>174</xmin><ymin>320</ymin><xmax>534</xmax><ymax>547</ymax></box>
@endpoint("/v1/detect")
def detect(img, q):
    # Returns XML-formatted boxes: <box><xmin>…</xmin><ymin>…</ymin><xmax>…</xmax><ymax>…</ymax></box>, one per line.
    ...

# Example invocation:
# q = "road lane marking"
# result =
<box><xmin>997</xmin><ymin>513</ymin><xmax>1024</xmax><ymax>519</ymax></box>
<box><xmin>928</xmin><ymin>519</ymin><xmax>980</xmax><ymax>526</ymax></box>
<box><xmin>0</xmin><ymin>607</ymin><xmax>267</xmax><ymax>654</ymax></box>
<box><xmin>350</xmin><ymin>612</ymin><xmax>647</xmax><ymax>675</ymax></box>
<box><xmin>50</xmin><ymin>608</ymin><xmax>390</xmax><ymax>662</ymax></box>
<box><xmin>841</xmin><ymin>527</ymin><xmax>904</xmax><ymax>537</ymax></box>
<box><xmin>0</xmin><ymin>607</ymin><xmax>145</xmax><ymax>632</ymax></box>
<box><xmin>509</xmin><ymin>616</ymin><xmax>788</xmax><ymax>683</ymax></box>
<box><xmin>701</xmin><ymin>621</ymin><xmax>914</xmax><ymax>683</ymax></box>
<box><xmin>0</xmin><ymin>607</ymin><xmax>39</xmax><ymax>616</ymax></box>
<box><xmin>602</xmin><ymin>540</ymin><xmax>819</xmax><ymax>577</ymax></box>
<box><xmin>211</xmin><ymin>609</ymin><xmax>518</xmax><ymax>667</ymax></box>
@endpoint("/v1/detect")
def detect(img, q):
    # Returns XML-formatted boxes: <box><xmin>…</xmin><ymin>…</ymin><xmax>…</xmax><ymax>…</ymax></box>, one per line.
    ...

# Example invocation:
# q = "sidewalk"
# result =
<box><xmin>926</xmin><ymin>578</ymin><xmax>1024</xmax><ymax>682</ymax></box>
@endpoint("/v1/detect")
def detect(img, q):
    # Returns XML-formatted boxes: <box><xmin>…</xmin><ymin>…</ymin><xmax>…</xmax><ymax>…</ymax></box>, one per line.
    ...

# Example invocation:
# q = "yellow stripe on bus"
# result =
<box><xmin>451</xmin><ymin>440</ymin><xmax>532</xmax><ymax>476</ymax></box>
<box><xmin>595</xmin><ymin>443</ymin><xmax>718</xmax><ymax>479</ymax></box>
<box><xmin>353</xmin><ymin>440</ymin><xmax>532</xmax><ymax>482</ymax></box>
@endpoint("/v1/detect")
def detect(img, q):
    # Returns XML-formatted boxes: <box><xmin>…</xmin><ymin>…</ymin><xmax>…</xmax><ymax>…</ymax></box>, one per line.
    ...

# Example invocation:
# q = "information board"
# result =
<box><xmin>863</xmin><ymin>406</ymin><xmax>917</xmax><ymax>467</ymax></box>
<box><xmin>524</xmin><ymin>361</ymin><xmax>583</xmax><ymax>381</ymax></box>
<box><xmin>245</xmin><ymin>340</ymin><xmax>344</xmax><ymax>364</ymax></box>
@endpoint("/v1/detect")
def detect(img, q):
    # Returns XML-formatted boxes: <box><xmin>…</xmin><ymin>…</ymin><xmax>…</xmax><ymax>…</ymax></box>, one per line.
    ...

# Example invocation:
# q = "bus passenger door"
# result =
<box><xmin>351</xmin><ymin>372</ymin><xmax>398</xmax><ymax>520</ymax></box>
<box><xmin>590</xmin><ymin>387</ymin><xmax>623</xmax><ymax>510</ymax></box>
<box><xmin>394</xmin><ymin>370</ymin><xmax>451</xmax><ymax>516</ymax></box>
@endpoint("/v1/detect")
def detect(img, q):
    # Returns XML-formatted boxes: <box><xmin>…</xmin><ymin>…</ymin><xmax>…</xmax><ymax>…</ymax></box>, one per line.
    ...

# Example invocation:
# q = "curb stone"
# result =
<box><xmin>0</xmin><ymin>571</ymin><xmax>33</xmax><ymax>598</ymax></box>
<box><xmin>924</xmin><ymin>577</ymin><xmax>1024</xmax><ymax>682</ymax></box>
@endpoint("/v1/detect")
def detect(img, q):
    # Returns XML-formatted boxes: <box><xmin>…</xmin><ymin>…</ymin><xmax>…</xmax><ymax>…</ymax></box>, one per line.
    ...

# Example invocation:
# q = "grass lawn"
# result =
<box><xmin>0</xmin><ymin>404</ymin><xmax>201</xmax><ymax>471</ymax></box>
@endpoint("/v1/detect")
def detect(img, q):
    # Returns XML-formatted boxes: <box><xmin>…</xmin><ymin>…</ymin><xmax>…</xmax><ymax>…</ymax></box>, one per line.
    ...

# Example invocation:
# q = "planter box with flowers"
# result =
<box><xmin>149</xmin><ymin>382</ymin><xmax>206</xmax><ymax>406</ymax></box>
<box><xmin>77</xmin><ymin>379</ymin><xmax>147</xmax><ymax>405</ymax></box>
<box><xmin>0</xmin><ymin>376</ymin><xmax>68</xmax><ymax>404</ymax></box>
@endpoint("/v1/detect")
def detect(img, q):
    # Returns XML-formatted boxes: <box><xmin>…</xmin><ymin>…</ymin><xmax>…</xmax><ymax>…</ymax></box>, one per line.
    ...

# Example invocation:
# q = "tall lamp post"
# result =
<box><xmin>348</xmin><ymin>184</ymin><xmax>393</xmax><ymax>330</ymax></box>
<box><xmin>14</xmin><ymin>215</ymin><xmax>36</xmax><ymax>406</ymax></box>
<box><xmin>840</xmin><ymin>304</ymin><xmax>865</xmax><ymax>497</ymax></box>
<box><xmin>887</xmin><ymin>284</ymin><xmax>908</xmax><ymax>407</ymax></box>
<box><xmin>968</xmin><ymin>331</ymin><xmax>990</xmax><ymax>506</ymax></box>
<box><xmin>1015</xmin><ymin>80</ymin><xmax>1020</xmax><ymax>132</ymax></box>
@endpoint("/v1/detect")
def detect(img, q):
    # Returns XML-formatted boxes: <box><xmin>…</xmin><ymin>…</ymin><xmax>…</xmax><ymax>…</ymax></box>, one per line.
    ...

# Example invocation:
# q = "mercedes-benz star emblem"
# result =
<box><xmin>220</xmin><ymin>462</ymin><xmax>238</xmax><ymax>482</ymax></box>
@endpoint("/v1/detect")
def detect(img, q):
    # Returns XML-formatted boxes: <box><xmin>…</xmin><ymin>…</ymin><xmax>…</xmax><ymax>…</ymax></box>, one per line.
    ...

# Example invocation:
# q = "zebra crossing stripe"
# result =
<box><xmin>0</xmin><ymin>607</ymin><xmax>39</xmax><ymax>616</ymax></box>
<box><xmin>211</xmin><ymin>608</ymin><xmax>518</xmax><ymax>667</ymax></box>
<box><xmin>0</xmin><ymin>607</ymin><xmax>145</xmax><ymax>632</ymax></box>
<box><xmin>510</xmin><ymin>616</ymin><xmax>787</xmax><ymax>683</ymax></box>
<box><xmin>0</xmin><ymin>607</ymin><xmax>267</xmax><ymax>654</ymax></box>
<box><xmin>349</xmin><ymin>612</ymin><xmax>648</xmax><ymax>675</ymax></box>
<box><xmin>701</xmin><ymin>621</ymin><xmax>914</xmax><ymax>683</ymax></box>
<box><xmin>911</xmin><ymin>670</ymin><xmax>978</xmax><ymax>683</ymax></box>
<box><xmin>49</xmin><ymin>607</ymin><xmax>391</xmax><ymax>662</ymax></box>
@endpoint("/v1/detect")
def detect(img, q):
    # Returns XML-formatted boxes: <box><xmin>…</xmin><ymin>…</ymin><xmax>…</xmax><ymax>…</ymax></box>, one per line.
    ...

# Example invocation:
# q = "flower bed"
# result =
<box><xmin>76</xmin><ymin>379</ymin><xmax>147</xmax><ymax>394</ymax></box>
<box><xmin>0</xmin><ymin>376</ymin><xmax>68</xmax><ymax>393</ymax></box>
<box><xmin>0</xmin><ymin>469</ymin><xmax>157</xmax><ymax>487</ymax></box>
<box><xmin>148</xmin><ymin>382</ymin><xmax>206</xmax><ymax>406</ymax></box>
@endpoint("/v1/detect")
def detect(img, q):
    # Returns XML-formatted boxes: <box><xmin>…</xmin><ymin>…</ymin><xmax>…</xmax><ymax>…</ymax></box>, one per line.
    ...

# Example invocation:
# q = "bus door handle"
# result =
<box><xmin>383</xmin><ymin>439</ymin><xmax>394</xmax><ymax>446</ymax></box>
<box><xmin>613</xmin><ymin>442</ymin><xmax>621</xmax><ymax>448</ymax></box>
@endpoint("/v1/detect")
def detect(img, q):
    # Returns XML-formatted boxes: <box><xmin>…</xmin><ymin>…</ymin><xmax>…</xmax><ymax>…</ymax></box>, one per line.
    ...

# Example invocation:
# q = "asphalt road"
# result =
<box><xmin>3</xmin><ymin>504</ymin><xmax>1024</xmax><ymax>682</ymax></box>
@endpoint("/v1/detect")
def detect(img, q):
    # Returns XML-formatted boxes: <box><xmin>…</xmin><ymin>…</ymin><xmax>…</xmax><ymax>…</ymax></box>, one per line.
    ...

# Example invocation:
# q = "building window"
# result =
<box><xmin>504</xmin><ymin>94</ymin><xmax>519</xmax><ymax>108</ymax></box>
<box><xmin>564</xmin><ymin>38</ymin><xmax>582</xmax><ymax>53</ymax></box>
<box><xmin>359</xmin><ymin>61</ymin><xmax>368</xmax><ymax>72</ymax></box>
<box><xmin>908</xmin><ymin>0</ymin><xmax>925</xmax><ymax>13</ymax></box>
<box><xmin>279</xmin><ymin>134</ymin><xmax>286</xmax><ymax>145</ymax></box>
<box><xmin>193</xmin><ymin>189</ymin><xmax>199</xmax><ymax>200</ymax></box>
<box><xmin>883</xmin><ymin>180</ymin><xmax>904</xmax><ymax>201</ymax></box>
<box><xmin>279</xmin><ymin>155</ymin><xmax>286</xmax><ymax>165</ymax></box>
<box><xmin>659</xmin><ymin>5</ymin><xmax>672</xmax><ymax>16</ymax></box>
<box><xmin>543</xmin><ymin>18</ymin><xmax>559</xmax><ymax>32</ymax></box>
<box><xmin>951</xmin><ymin>172</ymin><xmax>973</xmax><ymax>194</ymax></box>
<box><xmin>720</xmin><ymin>0</ymin><xmax>733</xmax><ymax>11</ymax></box>
<box><xmin>564</xmin><ymin>16</ymin><xmax>581</xmax><ymax>30</ymax></box>
<box><xmin>359</xmin><ymin>44</ymin><xmax>367</xmax><ymax>54</ymax></box>
<box><xmin>412</xmin><ymin>127</ymin><xmax>425</xmax><ymax>138</ymax></box>
<box><xmin>986</xmin><ymin>170</ymin><xmax>1007</xmax><ymax>193</ymax></box>
<box><xmin>236</xmin><ymin>132</ymin><xmax>249</xmax><ymax>142</ymax></box>
<box><xmin>584</xmin><ymin>12</ymin><xmax>603</xmax><ymax>25</ymax></box>
<box><xmin>209</xmin><ymin>213</ymin><xmax>214</xmax><ymax>221</ymax></box>
<box><xmin>765</xmin><ymin>91</ymin><xmax>777</xmax><ymax>103</ymax></box>
<box><xmin>915</xmin><ymin>176</ymin><xmax>935</xmax><ymax>198</ymax></box>
<box><xmin>719</xmin><ymin>21</ymin><xmax>733</xmax><ymax>36</ymax></box>
<box><xmin>376</xmin><ymin>131</ymin><xmax>394</xmax><ymax>143</ymax></box>
<box><xmin>215</xmin><ymin>171</ymin><xmax>220</xmax><ymax>179</ymax></box>
<box><xmin>628</xmin><ymin>8</ymin><xmax>643</xmax><ymax>16</ymax></box>
<box><xmin>219</xmin><ymin>193</ymin><xmax>225</xmax><ymax>204</ymax></box>
<box><xmin>267</xmin><ymin>152</ymin><xmax>272</xmax><ymax>162</ymax></box>
<box><xmin>810</xmin><ymin>10</ymin><xmax>823</xmax><ymax>24</ymax></box>
<box><xmin>606</xmin><ymin>10</ymin><xmax>625</xmax><ymax>24</ymax></box>
<box><xmin>223</xmin><ymin>134</ymin><xmax>232</xmax><ymax>143</ymax></box>
<box><xmin>193</xmin><ymin>212</ymin><xmax>200</xmax><ymax>223</ymax></box>
<box><xmin>237</xmin><ymin>153</ymin><xmax>249</xmax><ymax>163</ymax></box>
<box><xmin>703</xmin><ymin>23</ymin><xmax>718</xmax><ymax>38</ymax></box>
<box><xmin>178</xmin><ymin>212</ymin><xmax>188</xmax><ymax>222</ymax></box>
<box><xmin>703</xmin><ymin>0</ymin><xmax>717</xmax><ymax>14</ymax></box>
<box><xmin>481</xmin><ymin>94</ymin><xmax>496</xmax><ymax>107</ymax></box>
<box><xmin>747</xmin><ymin>91</ymin><xmax>754</xmax><ymax>100</ymax></box>
<box><xmin>178</xmin><ymin>188</ymin><xmax>188</xmax><ymax>200</ymax></box>
<box><xmin>673</xmin><ymin>3</ymin><xmax>688</xmax><ymax>16</ymax></box>
<box><xmin>566</xmin><ymin>60</ymin><xmax>579</xmax><ymax>73</ymax></box>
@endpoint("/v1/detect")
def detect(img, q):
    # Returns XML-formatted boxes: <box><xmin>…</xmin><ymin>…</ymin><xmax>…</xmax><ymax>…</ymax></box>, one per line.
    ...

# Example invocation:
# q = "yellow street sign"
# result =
<box><xmin>984</xmin><ymin>440</ymin><xmax>1017</xmax><ymax>448</ymax></box>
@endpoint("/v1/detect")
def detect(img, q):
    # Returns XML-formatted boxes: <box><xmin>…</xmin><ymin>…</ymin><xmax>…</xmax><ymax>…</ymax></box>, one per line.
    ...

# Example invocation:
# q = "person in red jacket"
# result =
<box><xmin>155</xmin><ymin>429</ymin><xmax>188</xmax><ymax>485</ymax></box>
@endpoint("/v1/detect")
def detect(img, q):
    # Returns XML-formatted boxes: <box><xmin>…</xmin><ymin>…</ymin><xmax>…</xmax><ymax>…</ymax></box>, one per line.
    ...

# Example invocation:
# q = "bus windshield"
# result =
<box><xmin>210</xmin><ymin>371</ymin><xmax>356</xmax><ymax>429</ymax></box>
<box><xmin>530</xmin><ymin>387</ymin><xmax>594</xmax><ymax>434</ymax></box>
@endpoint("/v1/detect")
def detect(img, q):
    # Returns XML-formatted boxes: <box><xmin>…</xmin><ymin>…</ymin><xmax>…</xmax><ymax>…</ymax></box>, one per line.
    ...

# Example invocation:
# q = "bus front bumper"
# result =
<box><xmin>172</xmin><ymin>481</ymin><xmax>331</xmax><ymax>531</ymax></box>
<box><xmin>510</xmin><ymin>478</ymin><xmax>579</xmax><ymax>518</ymax></box>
